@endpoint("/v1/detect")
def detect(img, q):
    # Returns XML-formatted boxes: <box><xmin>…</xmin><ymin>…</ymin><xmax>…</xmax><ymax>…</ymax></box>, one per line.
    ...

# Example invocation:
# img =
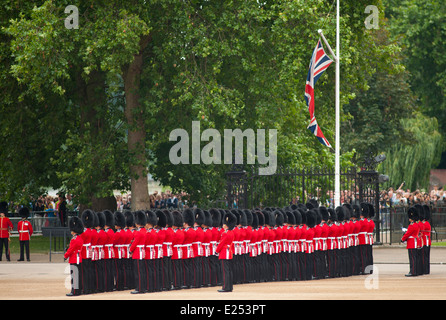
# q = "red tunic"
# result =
<box><xmin>79</xmin><ymin>227</ymin><xmax>93</xmax><ymax>260</ymax></box>
<box><xmin>402</xmin><ymin>222</ymin><xmax>420</xmax><ymax>249</ymax></box>
<box><xmin>0</xmin><ymin>217</ymin><xmax>13</xmax><ymax>238</ymax></box>
<box><xmin>216</xmin><ymin>229</ymin><xmax>234</xmax><ymax>260</ymax></box>
<box><xmin>17</xmin><ymin>219</ymin><xmax>33</xmax><ymax>241</ymax></box>
<box><xmin>129</xmin><ymin>227</ymin><xmax>146</xmax><ymax>260</ymax></box>
<box><xmin>64</xmin><ymin>234</ymin><xmax>83</xmax><ymax>264</ymax></box>
<box><xmin>171</xmin><ymin>228</ymin><xmax>185</xmax><ymax>260</ymax></box>
<box><xmin>104</xmin><ymin>228</ymin><xmax>115</xmax><ymax>259</ymax></box>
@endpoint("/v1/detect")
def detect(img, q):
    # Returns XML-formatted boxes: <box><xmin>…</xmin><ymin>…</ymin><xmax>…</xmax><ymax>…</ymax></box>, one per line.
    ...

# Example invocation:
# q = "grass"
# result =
<box><xmin>8</xmin><ymin>235</ymin><xmax>70</xmax><ymax>254</ymax></box>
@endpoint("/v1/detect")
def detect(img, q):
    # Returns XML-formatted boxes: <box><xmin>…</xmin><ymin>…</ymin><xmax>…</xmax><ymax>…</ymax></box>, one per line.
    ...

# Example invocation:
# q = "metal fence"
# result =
<box><xmin>378</xmin><ymin>203</ymin><xmax>446</xmax><ymax>244</ymax></box>
<box><xmin>6</xmin><ymin>211</ymin><xmax>78</xmax><ymax>235</ymax></box>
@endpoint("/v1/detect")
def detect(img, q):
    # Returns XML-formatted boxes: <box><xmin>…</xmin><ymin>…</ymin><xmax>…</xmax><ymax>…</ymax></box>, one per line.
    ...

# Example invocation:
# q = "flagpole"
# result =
<box><xmin>334</xmin><ymin>0</ymin><xmax>341</xmax><ymax>208</ymax></box>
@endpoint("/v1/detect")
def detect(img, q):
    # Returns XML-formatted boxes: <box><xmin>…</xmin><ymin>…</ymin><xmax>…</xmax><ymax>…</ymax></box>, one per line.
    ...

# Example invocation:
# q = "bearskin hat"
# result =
<box><xmin>335</xmin><ymin>206</ymin><xmax>345</xmax><ymax>222</ymax></box>
<box><xmin>182</xmin><ymin>208</ymin><xmax>195</xmax><ymax>227</ymax></box>
<box><xmin>163</xmin><ymin>209</ymin><xmax>174</xmax><ymax>227</ymax></box>
<box><xmin>223</xmin><ymin>212</ymin><xmax>237</xmax><ymax>230</ymax></box>
<box><xmin>230</xmin><ymin>209</ymin><xmax>241</xmax><ymax>225</ymax></box>
<box><xmin>263</xmin><ymin>210</ymin><xmax>275</xmax><ymax>227</ymax></box>
<box><xmin>408</xmin><ymin>206</ymin><xmax>418</xmax><ymax>221</ymax></box>
<box><xmin>69</xmin><ymin>216</ymin><xmax>84</xmax><ymax>235</ymax></box>
<box><xmin>275</xmin><ymin>210</ymin><xmax>284</xmax><ymax>226</ymax></box>
<box><xmin>124</xmin><ymin>211</ymin><xmax>135</xmax><ymax>228</ymax></box>
<box><xmin>422</xmin><ymin>205</ymin><xmax>431</xmax><ymax>221</ymax></box>
<box><xmin>305</xmin><ymin>202</ymin><xmax>315</xmax><ymax>210</ymax></box>
<box><xmin>19</xmin><ymin>207</ymin><xmax>30</xmax><ymax>219</ymax></box>
<box><xmin>251</xmin><ymin>211</ymin><xmax>259</xmax><ymax>229</ymax></box>
<box><xmin>155</xmin><ymin>210</ymin><xmax>167</xmax><ymax>228</ymax></box>
<box><xmin>286</xmin><ymin>210</ymin><xmax>296</xmax><ymax>225</ymax></box>
<box><xmin>209</xmin><ymin>208</ymin><xmax>221</xmax><ymax>228</ymax></box>
<box><xmin>243</xmin><ymin>209</ymin><xmax>253</xmax><ymax>226</ymax></box>
<box><xmin>352</xmin><ymin>204</ymin><xmax>361</xmax><ymax>219</ymax></box>
<box><xmin>319</xmin><ymin>206</ymin><xmax>329</xmax><ymax>221</ymax></box>
<box><xmin>203</xmin><ymin>210</ymin><xmax>212</xmax><ymax>227</ymax></box>
<box><xmin>134</xmin><ymin>210</ymin><xmax>147</xmax><ymax>227</ymax></box>
<box><xmin>360</xmin><ymin>203</ymin><xmax>369</xmax><ymax>218</ymax></box>
<box><xmin>414</xmin><ymin>204</ymin><xmax>423</xmax><ymax>221</ymax></box>
<box><xmin>114</xmin><ymin>211</ymin><xmax>126</xmax><ymax>229</ymax></box>
<box><xmin>293</xmin><ymin>210</ymin><xmax>302</xmax><ymax>225</ymax></box>
<box><xmin>343</xmin><ymin>203</ymin><xmax>353</xmax><ymax>220</ymax></box>
<box><xmin>172</xmin><ymin>210</ymin><xmax>183</xmax><ymax>228</ymax></box>
<box><xmin>146</xmin><ymin>210</ymin><xmax>157</xmax><ymax>226</ymax></box>
<box><xmin>367</xmin><ymin>203</ymin><xmax>375</xmax><ymax>218</ymax></box>
<box><xmin>97</xmin><ymin>211</ymin><xmax>106</xmax><ymax>229</ymax></box>
<box><xmin>239</xmin><ymin>209</ymin><xmax>248</xmax><ymax>226</ymax></box>
<box><xmin>256</xmin><ymin>210</ymin><xmax>265</xmax><ymax>226</ymax></box>
<box><xmin>299</xmin><ymin>208</ymin><xmax>307</xmax><ymax>225</ymax></box>
<box><xmin>194</xmin><ymin>208</ymin><xmax>205</xmax><ymax>226</ymax></box>
<box><xmin>328</xmin><ymin>208</ymin><xmax>337</xmax><ymax>222</ymax></box>
<box><xmin>92</xmin><ymin>211</ymin><xmax>99</xmax><ymax>228</ymax></box>
<box><xmin>81</xmin><ymin>209</ymin><xmax>94</xmax><ymax>229</ymax></box>
<box><xmin>0</xmin><ymin>201</ymin><xmax>8</xmax><ymax>214</ymax></box>
<box><xmin>315</xmin><ymin>209</ymin><xmax>322</xmax><ymax>225</ymax></box>
<box><xmin>306</xmin><ymin>210</ymin><xmax>317</xmax><ymax>228</ymax></box>
<box><xmin>103</xmin><ymin>210</ymin><xmax>114</xmax><ymax>228</ymax></box>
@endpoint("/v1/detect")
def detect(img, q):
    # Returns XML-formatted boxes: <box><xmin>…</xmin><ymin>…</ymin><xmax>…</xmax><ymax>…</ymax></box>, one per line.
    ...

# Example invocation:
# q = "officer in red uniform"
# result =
<box><xmin>0</xmin><ymin>202</ymin><xmax>12</xmax><ymax>261</ymax></box>
<box><xmin>17</xmin><ymin>207</ymin><xmax>33</xmax><ymax>261</ymax></box>
<box><xmin>80</xmin><ymin>209</ymin><xmax>94</xmax><ymax>294</ymax></box>
<box><xmin>129</xmin><ymin>211</ymin><xmax>147</xmax><ymax>294</ymax></box>
<box><xmin>113</xmin><ymin>211</ymin><xmax>126</xmax><ymax>291</ymax></box>
<box><xmin>192</xmin><ymin>208</ymin><xmax>205</xmax><ymax>288</ymax></box>
<box><xmin>64</xmin><ymin>216</ymin><xmax>84</xmax><ymax>296</ymax></box>
<box><xmin>182</xmin><ymin>208</ymin><xmax>195</xmax><ymax>289</ymax></box>
<box><xmin>154</xmin><ymin>210</ymin><xmax>166</xmax><ymax>291</ymax></box>
<box><xmin>402</xmin><ymin>206</ymin><xmax>420</xmax><ymax>277</ymax></box>
<box><xmin>162</xmin><ymin>209</ymin><xmax>174</xmax><ymax>290</ymax></box>
<box><xmin>144</xmin><ymin>210</ymin><xmax>158</xmax><ymax>292</ymax></box>
<box><xmin>95</xmin><ymin>211</ymin><xmax>107</xmax><ymax>292</ymax></box>
<box><xmin>124</xmin><ymin>211</ymin><xmax>135</xmax><ymax>290</ymax></box>
<box><xmin>421</xmin><ymin>205</ymin><xmax>431</xmax><ymax>274</ymax></box>
<box><xmin>326</xmin><ymin>208</ymin><xmax>338</xmax><ymax>278</ymax></box>
<box><xmin>216</xmin><ymin>211</ymin><xmax>236</xmax><ymax>292</ymax></box>
<box><xmin>103</xmin><ymin>210</ymin><xmax>115</xmax><ymax>292</ymax></box>
<box><xmin>171</xmin><ymin>210</ymin><xmax>185</xmax><ymax>290</ymax></box>
<box><xmin>201</xmin><ymin>210</ymin><xmax>213</xmax><ymax>287</ymax></box>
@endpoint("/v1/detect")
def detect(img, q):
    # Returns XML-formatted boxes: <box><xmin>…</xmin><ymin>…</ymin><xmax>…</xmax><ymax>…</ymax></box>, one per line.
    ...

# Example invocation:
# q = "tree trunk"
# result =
<box><xmin>123</xmin><ymin>35</ymin><xmax>151</xmax><ymax>211</ymax></box>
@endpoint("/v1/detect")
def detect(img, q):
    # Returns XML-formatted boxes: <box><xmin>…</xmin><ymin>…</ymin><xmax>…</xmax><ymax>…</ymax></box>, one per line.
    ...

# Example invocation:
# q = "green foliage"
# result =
<box><xmin>378</xmin><ymin>112</ymin><xmax>443</xmax><ymax>190</ymax></box>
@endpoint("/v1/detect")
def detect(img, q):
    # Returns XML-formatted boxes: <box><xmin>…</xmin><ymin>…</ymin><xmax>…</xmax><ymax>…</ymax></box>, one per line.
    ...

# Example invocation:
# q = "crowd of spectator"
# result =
<box><xmin>116</xmin><ymin>190</ymin><xmax>194</xmax><ymax>211</ymax></box>
<box><xmin>379</xmin><ymin>184</ymin><xmax>445</xmax><ymax>208</ymax></box>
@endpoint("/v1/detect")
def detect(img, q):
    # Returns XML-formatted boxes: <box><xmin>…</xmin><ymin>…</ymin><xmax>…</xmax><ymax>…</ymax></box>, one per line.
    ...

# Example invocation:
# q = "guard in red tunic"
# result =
<box><xmin>154</xmin><ymin>210</ymin><xmax>167</xmax><ymax>291</ymax></box>
<box><xmin>124</xmin><ymin>211</ymin><xmax>135</xmax><ymax>290</ymax></box>
<box><xmin>0</xmin><ymin>202</ymin><xmax>13</xmax><ymax>261</ymax></box>
<box><xmin>216</xmin><ymin>211</ymin><xmax>236</xmax><ymax>292</ymax></box>
<box><xmin>162</xmin><ymin>209</ymin><xmax>174</xmax><ymax>290</ymax></box>
<box><xmin>209</xmin><ymin>208</ymin><xmax>222</xmax><ymax>287</ymax></box>
<box><xmin>129</xmin><ymin>211</ymin><xmax>147</xmax><ymax>294</ymax></box>
<box><xmin>17</xmin><ymin>207</ymin><xmax>33</xmax><ymax>262</ymax></box>
<box><xmin>421</xmin><ymin>205</ymin><xmax>431</xmax><ymax>274</ymax></box>
<box><xmin>64</xmin><ymin>216</ymin><xmax>84</xmax><ymax>296</ymax></box>
<box><xmin>95</xmin><ymin>212</ymin><xmax>107</xmax><ymax>292</ymax></box>
<box><xmin>326</xmin><ymin>208</ymin><xmax>338</xmax><ymax>278</ymax></box>
<box><xmin>402</xmin><ymin>206</ymin><xmax>420</xmax><ymax>277</ymax></box>
<box><xmin>192</xmin><ymin>208</ymin><xmax>205</xmax><ymax>288</ymax></box>
<box><xmin>201</xmin><ymin>210</ymin><xmax>213</xmax><ymax>287</ymax></box>
<box><xmin>182</xmin><ymin>208</ymin><xmax>195</xmax><ymax>289</ymax></box>
<box><xmin>113</xmin><ymin>211</ymin><xmax>126</xmax><ymax>291</ymax></box>
<box><xmin>144</xmin><ymin>210</ymin><xmax>158</xmax><ymax>293</ymax></box>
<box><xmin>171</xmin><ymin>210</ymin><xmax>185</xmax><ymax>290</ymax></box>
<box><xmin>103</xmin><ymin>210</ymin><xmax>115</xmax><ymax>292</ymax></box>
<box><xmin>80</xmin><ymin>209</ymin><xmax>94</xmax><ymax>294</ymax></box>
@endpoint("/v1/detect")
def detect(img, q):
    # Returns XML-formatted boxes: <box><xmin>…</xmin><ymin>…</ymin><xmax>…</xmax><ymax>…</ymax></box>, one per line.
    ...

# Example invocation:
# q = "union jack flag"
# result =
<box><xmin>304</xmin><ymin>39</ymin><xmax>333</xmax><ymax>148</ymax></box>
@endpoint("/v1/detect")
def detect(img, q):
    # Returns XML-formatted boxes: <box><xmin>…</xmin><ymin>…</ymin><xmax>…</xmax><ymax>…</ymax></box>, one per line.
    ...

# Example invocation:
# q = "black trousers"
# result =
<box><xmin>202</xmin><ymin>256</ymin><xmax>211</xmax><ymax>286</ymax></box>
<box><xmin>105</xmin><ymin>259</ymin><xmax>115</xmax><ymax>291</ymax></box>
<box><xmin>209</xmin><ymin>255</ymin><xmax>220</xmax><ymax>286</ymax></box>
<box><xmin>69</xmin><ymin>263</ymin><xmax>83</xmax><ymax>295</ymax></box>
<box><xmin>408</xmin><ymin>248</ymin><xmax>418</xmax><ymax>275</ymax></box>
<box><xmin>19</xmin><ymin>240</ymin><xmax>30</xmax><ymax>260</ymax></box>
<box><xmin>81</xmin><ymin>258</ymin><xmax>93</xmax><ymax>294</ymax></box>
<box><xmin>124</xmin><ymin>258</ymin><xmax>134</xmax><ymax>289</ymax></box>
<box><xmin>95</xmin><ymin>259</ymin><xmax>106</xmax><ymax>292</ymax></box>
<box><xmin>172</xmin><ymin>259</ymin><xmax>183</xmax><ymax>289</ymax></box>
<box><xmin>182</xmin><ymin>258</ymin><xmax>193</xmax><ymax>288</ymax></box>
<box><xmin>133</xmin><ymin>259</ymin><xmax>147</xmax><ymax>292</ymax></box>
<box><xmin>359</xmin><ymin>245</ymin><xmax>367</xmax><ymax>274</ymax></box>
<box><xmin>193</xmin><ymin>257</ymin><xmax>203</xmax><ymax>288</ymax></box>
<box><xmin>146</xmin><ymin>259</ymin><xmax>155</xmax><ymax>292</ymax></box>
<box><xmin>115</xmin><ymin>258</ymin><xmax>125</xmax><ymax>291</ymax></box>
<box><xmin>163</xmin><ymin>256</ymin><xmax>172</xmax><ymax>289</ymax></box>
<box><xmin>0</xmin><ymin>238</ymin><xmax>10</xmax><ymax>261</ymax></box>
<box><xmin>422</xmin><ymin>245</ymin><xmax>431</xmax><ymax>274</ymax></box>
<box><xmin>327</xmin><ymin>250</ymin><xmax>336</xmax><ymax>278</ymax></box>
<box><xmin>221</xmin><ymin>259</ymin><xmax>233</xmax><ymax>291</ymax></box>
